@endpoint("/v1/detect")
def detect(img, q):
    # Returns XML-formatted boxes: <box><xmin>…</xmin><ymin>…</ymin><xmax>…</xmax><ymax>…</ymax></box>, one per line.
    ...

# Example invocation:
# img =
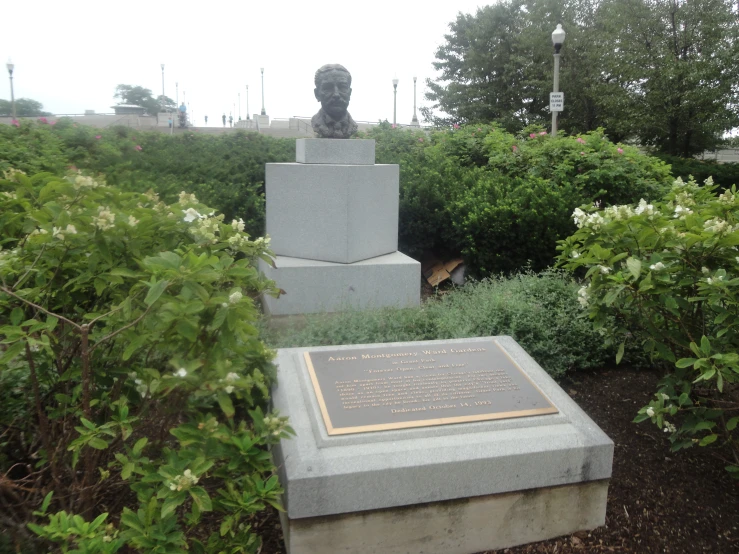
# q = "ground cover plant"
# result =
<box><xmin>0</xmin><ymin>169</ymin><xmax>291</xmax><ymax>552</ymax></box>
<box><xmin>262</xmin><ymin>269</ymin><xmax>623</xmax><ymax>379</ymax></box>
<box><xmin>558</xmin><ymin>176</ymin><xmax>739</xmax><ymax>477</ymax></box>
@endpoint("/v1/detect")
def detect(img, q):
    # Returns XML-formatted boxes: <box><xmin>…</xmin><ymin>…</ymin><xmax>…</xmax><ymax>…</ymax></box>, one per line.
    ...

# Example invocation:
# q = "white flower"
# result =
<box><xmin>702</xmin><ymin>267</ymin><xmax>710</xmax><ymax>275</ymax></box>
<box><xmin>225</xmin><ymin>372</ymin><xmax>239</xmax><ymax>383</ymax></box>
<box><xmin>93</xmin><ymin>206</ymin><xmax>116</xmax><ymax>230</ymax></box>
<box><xmin>231</xmin><ymin>218</ymin><xmax>245</xmax><ymax>232</ymax></box>
<box><xmin>225</xmin><ymin>385</ymin><xmax>234</xmax><ymax>394</ymax></box>
<box><xmin>650</xmin><ymin>262</ymin><xmax>665</xmax><ymax>271</ymax></box>
<box><xmin>577</xmin><ymin>286</ymin><xmax>589</xmax><ymax>308</ymax></box>
<box><xmin>634</xmin><ymin>198</ymin><xmax>656</xmax><ymax>216</ymax></box>
<box><xmin>570</xmin><ymin>250</ymin><xmax>580</xmax><ymax>259</ymax></box>
<box><xmin>183</xmin><ymin>208</ymin><xmax>202</xmax><ymax>223</ymax></box>
<box><xmin>52</xmin><ymin>226</ymin><xmax>65</xmax><ymax>240</ymax></box>
<box><xmin>598</xmin><ymin>265</ymin><xmax>611</xmax><ymax>275</ymax></box>
<box><xmin>65</xmin><ymin>224</ymin><xmax>77</xmax><ymax>235</ymax></box>
<box><xmin>229</xmin><ymin>291</ymin><xmax>243</xmax><ymax>304</ymax></box>
<box><xmin>673</xmin><ymin>205</ymin><xmax>692</xmax><ymax>218</ymax></box>
<box><xmin>646</xmin><ymin>407</ymin><xmax>655</xmax><ymax>417</ymax></box>
<box><xmin>659</xmin><ymin>393</ymin><xmax>670</xmax><ymax>401</ymax></box>
<box><xmin>128</xmin><ymin>215</ymin><xmax>139</xmax><ymax>227</ymax></box>
<box><xmin>178</xmin><ymin>191</ymin><xmax>199</xmax><ymax>205</ymax></box>
<box><xmin>704</xmin><ymin>218</ymin><xmax>730</xmax><ymax>234</ymax></box>
<box><xmin>221</xmin><ymin>302</ymin><xmax>228</xmax><ymax>308</ymax></box>
<box><xmin>664</xmin><ymin>421</ymin><xmax>677</xmax><ymax>433</ymax></box>
<box><xmin>175</xmin><ymin>368</ymin><xmax>187</xmax><ymax>377</ymax></box>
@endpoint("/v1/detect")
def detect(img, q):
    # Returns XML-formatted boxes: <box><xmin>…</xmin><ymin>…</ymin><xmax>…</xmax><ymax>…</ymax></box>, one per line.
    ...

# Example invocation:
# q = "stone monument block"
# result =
<box><xmin>265</xmin><ymin>163</ymin><xmax>399</xmax><ymax>264</ymax></box>
<box><xmin>296</xmin><ymin>138</ymin><xmax>375</xmax><ymax>165</ymax></box>
<box><xmin>258</xmin><ymin>251</ymin><xmax>420</xmax><ymax>315</ymax></box>
<box><xmin>271</xmin><ymin>337</ymin><xmax>613</xmax><ymax>553</ymax></box>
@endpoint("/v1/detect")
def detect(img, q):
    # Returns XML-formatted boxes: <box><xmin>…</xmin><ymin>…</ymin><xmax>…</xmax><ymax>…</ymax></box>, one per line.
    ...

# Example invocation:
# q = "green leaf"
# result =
<box><xmin>726</xmin><ymin>417</ymin><xmax>738</xmax><ymax>431</ymax></box>
<box><xmin>122</xmin><ymin>335</ymin><xmax>147</xmax><ymax>361</ymax></box>
<box><xmin>699</xmin><ymin>434</ymin><xmax>718</xmax><ymax>447</ymax></box>
<box><xmin>121</xmin><ymin>462</ymin><xmax>134</xmax><ymax>480</ymax></box>
<box><xmin>0</xmin><ymin>341</ymin><xmax>25</xmax><ymax>364</ymax></box>
<box><xmin>144</xmin><ymin>280</ymin><xmax>169</xmax><ymax>306</ymax></box>
<box><xmin>189</xmin><ymin>487</ymin><xmax>212</xmax><ymax>512</ymax></box>
<box><xmin>675</xmin><ymin>358</ymin><xmax>697</xmax><ymax>368</ymax></box>
<box><xmin>88</xmin><ymin>437</ymin><xmax>109</xmax><ymax>450</ymax></box>
<box><xmin>700</xmin><ymin>336</ymin><xmax>711</xmax><ymax>356</ymax></box>
<box><xmin>10</xmin><ymin>307</ymin><xmax>24</xmax><ymax>326</ymax></box>
<box><xmin>626</xmin><ymin>257</ymin><xmax>642</xmax><ymax>280</ymax></box>
<box><xmin>616</xmin><ymin>342</ymin><xmax>625</xmax><ymax>365</ymax></box>
<box><xmin>133</xmin><ymin>437</ymin><xmax>148</xmax><ymax>456</ymax></box>
<box><xmin>161</xmin><ymin>492</ymin><xmax>186</xmax><ymax>519</ymax></box>
<box><xmin>217</xmin><ymin>391</ymin><xmax>235</xmax><ymax>418</ymax></box>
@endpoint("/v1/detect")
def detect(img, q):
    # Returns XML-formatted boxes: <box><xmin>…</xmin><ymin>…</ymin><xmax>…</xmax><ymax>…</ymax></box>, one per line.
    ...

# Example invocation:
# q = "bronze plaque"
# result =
<box><xmin>304</xmin><ymin>339</ymin><xmax>558</xmax><ymax>435</ymax></box>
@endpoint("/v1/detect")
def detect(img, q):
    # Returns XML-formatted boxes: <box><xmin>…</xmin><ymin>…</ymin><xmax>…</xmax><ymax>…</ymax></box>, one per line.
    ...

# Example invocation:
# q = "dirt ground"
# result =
<box><xmin>256</xmin><ymin>367</ymin><xmax>739</xmax><ymax>554</ymax></box>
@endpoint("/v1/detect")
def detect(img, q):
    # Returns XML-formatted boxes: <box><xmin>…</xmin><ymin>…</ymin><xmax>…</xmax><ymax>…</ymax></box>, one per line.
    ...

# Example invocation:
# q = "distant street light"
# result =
<box><xmin>411</xmin><ymin>76</ymin><xmax>419</xmax><ymax>126</ymax></box>
<box><xmin>160</xmin><ymin>63</ymin><xmax>165</xmax><ymax>99</ymax></box>
<box><xmin>392</xmin><ymin>76</ymin><xmax>399</xmax><ymax>126</ymax></box>
<box><xmin>260</xmin><ymin>68</ymin><xmax>266</xmax><ymax>116</ymax></box>
<box><xmin>551</xmin><ymin>24</ymin><xmax>566</xmax><ymax>135</ymax></box>
<box><xmin>246</xmin><ymin>85</ymin><xmax>250</xmax><ymax>119</ymax></box>
<box><xmin>6</xmin><ymin>59</ymin><xmax>16</xmax><ymax>119</ymax></box>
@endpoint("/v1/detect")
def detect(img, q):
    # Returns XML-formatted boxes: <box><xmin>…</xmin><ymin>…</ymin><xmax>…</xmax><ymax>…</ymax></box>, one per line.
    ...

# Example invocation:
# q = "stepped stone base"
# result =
<box><xmin>259</xmin><ymin>252</ymin><xmax>420</xmax><ymax>315</ymax></box>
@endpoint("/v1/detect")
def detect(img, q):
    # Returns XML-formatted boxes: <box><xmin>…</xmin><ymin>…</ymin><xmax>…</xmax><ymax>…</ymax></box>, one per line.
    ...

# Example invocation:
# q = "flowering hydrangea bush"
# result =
<box><xmin>558</xmin><ymin>176</ymin><xmax>739</xmax><ymax>477</ymax></box>
<box><xmin>0</xmin><ymin>170</ymin><xmax>292</xmax><ymax>551</ymax></box>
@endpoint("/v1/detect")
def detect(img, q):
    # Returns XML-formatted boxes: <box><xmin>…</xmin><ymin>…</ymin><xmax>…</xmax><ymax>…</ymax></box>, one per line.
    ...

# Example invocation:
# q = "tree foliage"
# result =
<box><xmin>114</xmin><ymin>85</ymin><xmax>174</xmax><ymax>115</ymax></box>
<box><xmin>425</xmin><ymin>0</ymin><xmax>739</xmax><ymax>156</ymax></box>
<box><xmin>0</xmin><ymin>98</ymin><xmax>51</xmax><ymax>117</ymax></box>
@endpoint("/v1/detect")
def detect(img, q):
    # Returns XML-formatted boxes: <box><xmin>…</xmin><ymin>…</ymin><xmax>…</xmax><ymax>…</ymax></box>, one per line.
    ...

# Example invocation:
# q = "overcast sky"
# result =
<box><xmin>1</xmin><ymin>0</ymin><xmax>488</xmax><ymax>126</ymax></box>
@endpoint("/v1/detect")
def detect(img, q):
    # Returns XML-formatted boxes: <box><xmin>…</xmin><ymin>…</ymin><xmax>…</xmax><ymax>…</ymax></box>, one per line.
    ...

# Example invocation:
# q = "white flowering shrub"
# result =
<box><xmin>559</xmin><ymin>176</ymin><xmax>739</xmax><ymax>478</ymax></box>
<box><xmin>0</xmin><ymin>170</ymin><xmax>292</xmax><ymax>551</ymax></box>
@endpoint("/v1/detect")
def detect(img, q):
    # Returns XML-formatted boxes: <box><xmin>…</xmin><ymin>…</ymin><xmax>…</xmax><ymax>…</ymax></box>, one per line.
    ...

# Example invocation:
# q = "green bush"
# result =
<box><xmin>558</xmin><ymin>176</ymin><xmax>739</xmax><ymax>477</ymax></box>
<box><xmin>262</xmin><ymin>269</ymin><xmax>614</xmax><ymax>379</ymax></box>
<box><xmin>0</xmin><ymin>169</ymin><xmax>291</xmax><ymax>551</ymax></box>
<box><xmin>656</xmin><ymin>153</ymin><xmax>739</xmax><ymax>193</ymax></box>
<box><xmin>363</xmin><ymin>124</ymin><xmax>672</xmax><ymax>276</ymax></box>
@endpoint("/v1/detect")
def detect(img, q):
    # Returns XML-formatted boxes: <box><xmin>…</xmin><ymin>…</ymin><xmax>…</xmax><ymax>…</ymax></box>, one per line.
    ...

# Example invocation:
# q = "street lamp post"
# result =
<box><xmin>238</xmin><ymin>93</ymin><xmax>241</xmax><ymax>120</ymax></box>
<box><xmin>260</xmin><ymin>68</ymin><xmax>266</xmax><ymax>116</ymax></box>
<box><xmin>160</xmin><ymin>64</ymin><xmax>165</xmax><ymax>99</ymax></box>
<box><xmin>392</xmin><ymin>76</ymin><xmax>399</xmax><ymax>126</ymax></box>
<box><xmin>6</xmin><ymin>59</ymin><xmax>16</xmax><ymax>120</ymax></box>
<box><xmin>551</xmin><ymin>24</ymin><xmax>566</xmax><ymax>136</ymax></box>
<box><xmin>246</xmin><ymin>85</ymin><xmax>250</xmax><ymax>119</ymax></box>
<box><xmin>411</xmin><ymin>76</ymin><xmax>419</xmax><ymax>126</ymax></box>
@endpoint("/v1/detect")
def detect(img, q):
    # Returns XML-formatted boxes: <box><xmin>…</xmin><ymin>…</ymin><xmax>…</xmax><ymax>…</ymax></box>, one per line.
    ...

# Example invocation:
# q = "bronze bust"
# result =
<box><xmin>311</xmin><ymin>64</ymin><xmax>358</xmax><ymax>139</ymax></box>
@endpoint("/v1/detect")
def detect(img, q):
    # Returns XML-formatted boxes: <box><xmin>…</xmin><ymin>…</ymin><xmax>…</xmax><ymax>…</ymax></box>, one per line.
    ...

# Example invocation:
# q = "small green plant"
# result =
<box><xmin>558</xmin><ymin>176</ymin><xmax>739</xmax><ymax>477</ymax></box>
<box><xmin>262</xmin><ymin>269</ymin><xmax>614</xmax><ymax>378</ymax></box>
<box><xmin>0</xmin><ymin>169</ymin><xmax>292</xmax><ymax>551</ymax></box>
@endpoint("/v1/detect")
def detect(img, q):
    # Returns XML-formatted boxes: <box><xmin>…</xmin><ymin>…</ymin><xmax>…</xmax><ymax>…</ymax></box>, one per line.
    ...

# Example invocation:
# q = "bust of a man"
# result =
<box><xmin>311</xmin><ymin>64</ymin><xmax>358</xmax><ymax>139</ymax></box>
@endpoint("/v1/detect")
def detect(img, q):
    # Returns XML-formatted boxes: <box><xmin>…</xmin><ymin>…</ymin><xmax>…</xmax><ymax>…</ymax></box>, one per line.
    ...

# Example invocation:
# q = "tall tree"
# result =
<box><xmin>0</xmin><ymin>98</ymin><xmax>51</xmax><ymax>117</ymax></box>
<box><xmin>114</xmin><ymin>85</ymin><xmax>174</xmax><ymax>115</ymax></box>
<box><xmin>425</xmin><ymin>0</ymin><xmax>739</xmax><ymax>155</ymax></box>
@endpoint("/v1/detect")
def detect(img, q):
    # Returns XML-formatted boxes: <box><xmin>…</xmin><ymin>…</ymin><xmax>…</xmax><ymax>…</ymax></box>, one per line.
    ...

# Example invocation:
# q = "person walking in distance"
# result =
<box><xmin>229</xmin><ymin>114</ymin><xmax>233</xmax><ymax>128</ymax></box>
<box><xmin>204</xmin><ymin>115</ymin><xmax>208</xmax><ymax>125</ymax></box>
<box><xmin>222</xmin><ymin>113</ymin><xmax>226</xmax><ymax>127</ymax></box>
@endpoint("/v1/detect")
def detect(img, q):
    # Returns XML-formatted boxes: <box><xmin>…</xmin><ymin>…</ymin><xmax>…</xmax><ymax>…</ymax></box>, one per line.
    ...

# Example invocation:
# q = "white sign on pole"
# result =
<box><xmin>550</xmin><ymin>92</ymin><xmax>564</xmax><ymax>112</ymax></box>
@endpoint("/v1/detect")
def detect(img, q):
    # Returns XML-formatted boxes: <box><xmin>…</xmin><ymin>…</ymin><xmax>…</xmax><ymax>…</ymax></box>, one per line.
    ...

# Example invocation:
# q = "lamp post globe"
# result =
<box><xmin>6</xmin><ymin>59</ymin><xmax>16</xmax><ymax>120</ymax></box>
<box><xmin>392</xmin><ymin>76</ymin><xmax>399</xmax><ymax>126</ymax></box>
<box><xmin>550</xmin><ymin>24</ymin><xmax>565</xmax><ymax>135</ymax></box>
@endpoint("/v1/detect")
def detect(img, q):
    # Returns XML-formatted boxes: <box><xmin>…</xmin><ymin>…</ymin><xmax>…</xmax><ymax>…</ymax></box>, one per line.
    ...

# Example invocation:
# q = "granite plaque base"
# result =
<box><xmin>271</xmin><ymin>337</ymin><xmax>613</xmax><ymax>553</ymax></box>
<box><xmin>266</xmin><ymin>163</ymin><xmax>399</xmax><ymax>264</ymax></box>
<box><xmin>259</xmin><ymin>252</ymin><xmax>420</xmax><ymax>316</ymax></box>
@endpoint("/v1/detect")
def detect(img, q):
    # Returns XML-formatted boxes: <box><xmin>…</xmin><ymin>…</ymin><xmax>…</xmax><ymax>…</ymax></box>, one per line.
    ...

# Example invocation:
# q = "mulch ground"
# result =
<box><xmin>256</xmin><ymin>367</ymin><xmax>739</xmax><ymax>554</ymax></box>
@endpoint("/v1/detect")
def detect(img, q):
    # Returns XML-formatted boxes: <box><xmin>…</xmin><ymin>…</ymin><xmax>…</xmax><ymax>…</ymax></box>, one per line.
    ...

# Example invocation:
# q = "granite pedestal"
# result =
<box><xmin>262</xmin><ymin>139</ymin><xmax>420</xmax><ymax>315</ymax></box>
<box><xmin>271</xmin><ymin>337</ymin><xmax>613</xmax><ymax>554</ymax></box>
